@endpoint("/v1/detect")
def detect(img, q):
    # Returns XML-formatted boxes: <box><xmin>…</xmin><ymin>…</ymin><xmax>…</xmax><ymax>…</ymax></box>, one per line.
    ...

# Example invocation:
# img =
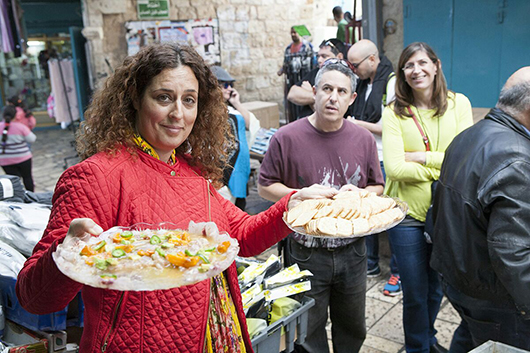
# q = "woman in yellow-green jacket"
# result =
<box><xmin>382</xmin><ymin>42</ymin><xmax>473</xmax><ymax>353</ymax></box>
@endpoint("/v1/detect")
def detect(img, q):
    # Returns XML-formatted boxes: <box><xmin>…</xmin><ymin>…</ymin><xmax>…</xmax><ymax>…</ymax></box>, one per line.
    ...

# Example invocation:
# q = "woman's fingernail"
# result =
<box><xmin>92</xmin><ymin>225</ymin><xmax>104</xmax><ymax>234</ymax></box>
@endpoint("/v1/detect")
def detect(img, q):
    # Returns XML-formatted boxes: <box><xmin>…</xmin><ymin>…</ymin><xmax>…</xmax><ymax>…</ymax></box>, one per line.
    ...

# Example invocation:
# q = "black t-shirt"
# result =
<box><xmin>294</xmin><ymin>68</ymin><xmax>319</xmax><ymax>120</ymax></box>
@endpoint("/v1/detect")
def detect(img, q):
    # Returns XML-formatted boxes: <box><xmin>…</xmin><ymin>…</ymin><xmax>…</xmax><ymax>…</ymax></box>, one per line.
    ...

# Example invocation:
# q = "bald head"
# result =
<box><xmin>347</xmin><ymin>39</ymin><xmax>380</xmax><ymax>82</ymax></box>
<box><xmin>348</xmin><ymin>40</ymin><xmax>379</xmax><ymax>61</ymax></box>
<box><xmin>504</xmin><ymin>67</ymin><xmax>530</xmax><ymax>90</ymax></box>
<box><xmin>496</xmin><ymin>66</ymin><xmax>530</xmax><ymax>126</ymax></box>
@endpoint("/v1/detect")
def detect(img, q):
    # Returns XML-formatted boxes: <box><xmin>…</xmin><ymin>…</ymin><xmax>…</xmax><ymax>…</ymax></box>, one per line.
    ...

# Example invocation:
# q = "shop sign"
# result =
<box><xmin>137</xmin><ymin>0</ymin><xmax>169</xmax><ymax>19</ymax></box>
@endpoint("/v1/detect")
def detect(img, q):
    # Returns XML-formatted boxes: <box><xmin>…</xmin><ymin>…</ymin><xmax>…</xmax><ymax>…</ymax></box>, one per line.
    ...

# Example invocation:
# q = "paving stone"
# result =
<box><xmin>362</xmin><ymin>334</ymin><xmax>403</xmax><ymax>353</ymax></box>
<box><xmin>368</xmin><ymin>302</ymin><xmax>405</xmax><ymax>345</ymax></box>
<box><xmin>366</xmin><ymin>297</ymin><xmax>394</xmax><ymax>329</ymax></box>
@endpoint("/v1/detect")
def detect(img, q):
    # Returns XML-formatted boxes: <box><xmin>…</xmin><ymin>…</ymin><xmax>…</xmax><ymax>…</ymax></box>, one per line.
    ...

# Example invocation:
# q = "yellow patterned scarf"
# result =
<box><xmin>133</xmin><ymin>133</ymin><xmax>177</xmax><ymax>165</ymax></box>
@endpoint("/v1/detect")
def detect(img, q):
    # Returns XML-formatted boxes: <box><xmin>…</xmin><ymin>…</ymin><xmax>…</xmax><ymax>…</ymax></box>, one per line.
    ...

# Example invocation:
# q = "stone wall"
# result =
<box><xmin>81</xmin><ymin>0</ymin><xmax>333</xmax><ymax>119</ymax></box>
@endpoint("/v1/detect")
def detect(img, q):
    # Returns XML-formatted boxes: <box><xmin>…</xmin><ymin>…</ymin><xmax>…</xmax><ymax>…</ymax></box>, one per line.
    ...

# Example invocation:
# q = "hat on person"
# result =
<box><xmin>211</xmin><ymin>66</ymin><xmax>235</xmax><ymax>82</ymax></box>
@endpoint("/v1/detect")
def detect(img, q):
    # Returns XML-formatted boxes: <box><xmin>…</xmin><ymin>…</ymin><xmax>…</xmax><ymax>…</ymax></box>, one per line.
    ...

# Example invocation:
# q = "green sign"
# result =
<box><xmin>137</xmin><ymin>0</ymin><xmax>169</xmax><ymax>19</ymax></box>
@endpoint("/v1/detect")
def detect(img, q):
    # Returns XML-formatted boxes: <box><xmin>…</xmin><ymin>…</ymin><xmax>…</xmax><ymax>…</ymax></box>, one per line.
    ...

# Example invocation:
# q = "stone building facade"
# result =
<box><xmin>81</xmin><ymin>0</ymin><xmax>403</xmax><ymax>118</ymax></box>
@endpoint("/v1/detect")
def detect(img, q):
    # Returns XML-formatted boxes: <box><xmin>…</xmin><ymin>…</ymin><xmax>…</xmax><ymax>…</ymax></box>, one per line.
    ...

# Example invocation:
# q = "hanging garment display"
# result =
<box><xmin>48</xmin><ymin>59</ymin><xmax>80</xmax><ymax>124</ymax></box>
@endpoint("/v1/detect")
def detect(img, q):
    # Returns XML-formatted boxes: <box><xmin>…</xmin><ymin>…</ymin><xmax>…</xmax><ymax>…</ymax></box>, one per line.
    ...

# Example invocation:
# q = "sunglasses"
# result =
<box><xmin>322</xmin><ymin>58</ymin><xmax>355</xmax><ymax>71</ymax></box>
<box><xmin>350</xmin><ymin>54</ymin><xmax>374</xmax><ymax>69</ymax></box>
<box><xmin>218</xmin><ymin>81</ymin><xmax>233</xmax><ymax>89</ymax></box>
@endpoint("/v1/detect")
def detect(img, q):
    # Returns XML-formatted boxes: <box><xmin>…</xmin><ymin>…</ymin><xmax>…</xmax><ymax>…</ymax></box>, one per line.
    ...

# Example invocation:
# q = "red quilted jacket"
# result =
<box><xmin>16</xmin><ymin>148</ymin><xmax>292</xmax><ymax>353</ymax></box>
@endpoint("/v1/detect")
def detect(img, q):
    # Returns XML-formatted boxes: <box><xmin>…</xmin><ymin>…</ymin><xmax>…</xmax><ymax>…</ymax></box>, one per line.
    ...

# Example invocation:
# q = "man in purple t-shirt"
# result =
<box><xmin>258</xmin><ymin>61</ymin><xmax>384</xmax><ymax>353</ymax></box>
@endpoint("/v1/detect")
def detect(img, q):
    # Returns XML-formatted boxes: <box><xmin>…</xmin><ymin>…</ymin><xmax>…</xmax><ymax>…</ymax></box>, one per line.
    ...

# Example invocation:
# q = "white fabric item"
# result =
<box><xmin>48</xmin><ymin>59</ymin><xmax>80</xmax><ymax>124</ymax></box>
<box><xmin>246</xmin><ymin>112</ymin><xmax>261</xmax><ymax>148</ymax></box>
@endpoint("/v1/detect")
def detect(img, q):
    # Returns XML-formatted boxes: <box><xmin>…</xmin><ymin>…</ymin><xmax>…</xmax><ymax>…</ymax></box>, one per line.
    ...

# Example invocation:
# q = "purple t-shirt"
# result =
<box><xmin>259</xmin><ymin>118</ymin><xmax>384</xmax><ymax>247</ymax></box>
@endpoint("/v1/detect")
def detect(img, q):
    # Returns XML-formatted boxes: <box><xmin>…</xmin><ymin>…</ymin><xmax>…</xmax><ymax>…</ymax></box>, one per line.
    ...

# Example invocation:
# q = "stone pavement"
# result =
<box><xmin>17</xmin><ymin>126</ymin><xmax>461</xmax><ymax>353</ymax></box>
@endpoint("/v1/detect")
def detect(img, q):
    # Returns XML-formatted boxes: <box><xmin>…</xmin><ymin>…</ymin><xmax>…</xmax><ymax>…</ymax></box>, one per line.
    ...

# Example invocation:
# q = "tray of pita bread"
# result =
<box><xmin>284</xmin><ymin>190</ymin><xmax>407</xmax><ymax>238</ymax></box>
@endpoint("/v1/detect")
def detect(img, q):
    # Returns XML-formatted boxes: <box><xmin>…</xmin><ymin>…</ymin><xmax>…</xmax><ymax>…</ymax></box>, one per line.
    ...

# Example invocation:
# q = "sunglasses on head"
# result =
<box><xmin>322</xmin><ymin>58</ymin><xmax>355</xmax><ymax>71</ymax></box>
<box><xmin>218</xmin><ymin>81</ymin><xmax>233</xmax><ymax>89</ymax></box>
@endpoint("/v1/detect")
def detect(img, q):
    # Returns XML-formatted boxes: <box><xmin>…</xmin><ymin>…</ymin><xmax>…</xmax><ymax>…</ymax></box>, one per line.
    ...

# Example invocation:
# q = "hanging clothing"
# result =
<box><xmin>48</xmin><ymin>59</ymin><xmax>80</xmax><ymax>124</ymax></box>
<box><xmin>0</xmin><ymin>0</ymin><xmax>14</xmax><ymax>53</ymax></box>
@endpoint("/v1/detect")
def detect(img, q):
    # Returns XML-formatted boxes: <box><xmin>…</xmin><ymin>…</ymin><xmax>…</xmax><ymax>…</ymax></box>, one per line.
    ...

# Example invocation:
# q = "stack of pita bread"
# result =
<box><xmin>285</xmin><ymin>190</ymin><xmax>405</xmax><ymax>237</ymax></box>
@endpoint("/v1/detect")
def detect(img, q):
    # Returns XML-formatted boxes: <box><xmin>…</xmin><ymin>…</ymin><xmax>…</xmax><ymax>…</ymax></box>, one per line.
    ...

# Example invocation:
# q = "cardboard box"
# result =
<box><xmin>241</xmin><ymin>101</ymin><xmax>280</xmax><ymax>129</ymax></box>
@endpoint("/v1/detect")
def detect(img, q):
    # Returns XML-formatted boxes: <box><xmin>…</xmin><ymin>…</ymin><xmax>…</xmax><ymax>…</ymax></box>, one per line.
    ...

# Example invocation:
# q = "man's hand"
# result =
<box><xmin>288</xmin><ymin>184</ymin><xmax>338</xmax><ymax>210</ymax></box>
<box><xmin>228</xmin><ymin>88</ymin><xmax>241</xmax><ymax>106</ymax></box>
<box><xmin>405</xmin><ymin>152</ymin><xmax>426</xmax><ymax>165</ymax></box>
<box><xmin>339</xmin><ymin>184</ymin><xmax>361</xmax><ymax>192</ymax></box>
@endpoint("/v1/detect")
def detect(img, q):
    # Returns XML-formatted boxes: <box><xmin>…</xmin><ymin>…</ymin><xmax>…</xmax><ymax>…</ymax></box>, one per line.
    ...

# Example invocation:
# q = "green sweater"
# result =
<box><xmin>382</xmin><ymin>92</ymin><xmax>473</xmax><ymax>221</ymax></box>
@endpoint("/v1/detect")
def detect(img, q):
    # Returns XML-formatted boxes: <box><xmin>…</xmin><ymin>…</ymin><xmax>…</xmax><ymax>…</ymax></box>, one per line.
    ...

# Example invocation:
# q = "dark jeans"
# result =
<box><xmin>289</xmin><ymin>237</ymin><xmax>367</xmax><ymax>353</ymax></box>
<box><xmin>366</xmin><ymin>232</ymin><xmax>399</xmax><ymax>274</ymax></box>
<box><xmin>387</xmin><ymin>225</ymin><xmax>443</xmax><ymax>352</ymax></box>
<box><xmin>2</xmin><ymin>158</ymin><xmax>34</xmax><ymax>192</ymax></box>
<box><xmin>442</xmin><ymin>280</ymin><xmax>530</xmax><ymax>352</ymax></box>
<box><xmin>367</xmin><ymin>160</ymin><xmax>399</xmax><ymax>274</ymax></box>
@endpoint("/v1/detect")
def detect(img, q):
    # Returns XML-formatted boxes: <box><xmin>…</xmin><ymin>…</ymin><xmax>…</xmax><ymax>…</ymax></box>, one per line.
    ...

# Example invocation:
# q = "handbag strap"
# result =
<box><xmin>407</xmin><ymin>106</ymin><xmax>431</xmax><ymax>151</ymax></box>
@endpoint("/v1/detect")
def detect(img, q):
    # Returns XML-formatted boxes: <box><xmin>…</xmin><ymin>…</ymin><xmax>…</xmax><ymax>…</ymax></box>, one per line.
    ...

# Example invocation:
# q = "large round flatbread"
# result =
<box><xmin>53</xmin><ymin>221</ymin><xmax>239</xmax><ymax>291</ymax></box>
<box><xmin>284</xmin><ymin>191</ymin><xmax>407</xmax><ymax>238</ymax></box>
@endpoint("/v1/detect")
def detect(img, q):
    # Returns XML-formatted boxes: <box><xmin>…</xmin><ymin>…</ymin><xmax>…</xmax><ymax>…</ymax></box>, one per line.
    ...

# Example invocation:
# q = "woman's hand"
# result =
<box><xmin>67</xmin><ymin>218</ymin><xmax>104</xmax><ymax>238</ymax></box>
<box><xmin>288</xmin><ymin>184</ymin><xmax>338</xmax><ymax>210</ymax></box>
<box><xmin>405</xmin><ymin>152</ymin><xmax>426</xmax><ymax>165</ymax></box>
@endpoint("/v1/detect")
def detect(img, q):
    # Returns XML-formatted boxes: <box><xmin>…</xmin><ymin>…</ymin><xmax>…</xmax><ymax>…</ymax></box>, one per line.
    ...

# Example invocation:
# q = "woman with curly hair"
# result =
<box><xmin>16</xmin><ymin>43</ymin><xmax>335</xmax><ymax>353</ymax></box>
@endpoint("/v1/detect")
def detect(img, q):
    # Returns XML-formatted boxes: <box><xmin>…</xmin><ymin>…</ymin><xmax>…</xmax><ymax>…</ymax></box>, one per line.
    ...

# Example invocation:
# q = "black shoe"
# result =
<box><xmin>430</xmin><ymin>343</ymin><xmax>448</xmax><ymax>353</ymax></box>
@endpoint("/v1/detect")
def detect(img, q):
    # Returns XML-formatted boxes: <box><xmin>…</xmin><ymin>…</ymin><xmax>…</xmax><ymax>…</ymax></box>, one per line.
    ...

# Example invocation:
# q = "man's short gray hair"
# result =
<box><xmin>315</xmin><ymin>62</ymin><xmax>358</xmax><ymax>94</ymax></box>
<box><xmin>496</xmin><ymin>81</ymin><xmax>530</xmax><ymax>117</ymax></box>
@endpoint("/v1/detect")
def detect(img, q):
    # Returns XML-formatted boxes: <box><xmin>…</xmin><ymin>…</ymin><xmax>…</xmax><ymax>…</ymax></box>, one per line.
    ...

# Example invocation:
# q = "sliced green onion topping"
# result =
<box><xmin>150</xmin><ymin>235</ymin><xmax>161</xmax><ymax>245</ymax></box>
<box><xmin>92</xmin><ymin>240</ymin><xmax>106</xmax><ymax>251</ymax></box>
<box><xmin>112</xmin><ymin>249</ymin><xmax>126</xmax><ymax>258</ymax></box>
<box><xmin>100</xmin><ymin>273</ymin><xmax>117</xmax><ymax>279</ymax></box>
<box><xmin>121</xmin><ymin>231</ymin><xmax>133</xmax><ymax>238</ymax></box>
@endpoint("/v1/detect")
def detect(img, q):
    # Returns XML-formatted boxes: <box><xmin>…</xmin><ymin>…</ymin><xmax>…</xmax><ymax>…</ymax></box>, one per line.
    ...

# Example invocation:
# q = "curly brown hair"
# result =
<box><xmin>77</xmin><ymin>43</ymin><xmax>229</xmax><ymax>185</ymax></box>
<box><xmin>393</xmin><ymin>42</ymin><xmax>450</xmax><ymax>118</ymax></box>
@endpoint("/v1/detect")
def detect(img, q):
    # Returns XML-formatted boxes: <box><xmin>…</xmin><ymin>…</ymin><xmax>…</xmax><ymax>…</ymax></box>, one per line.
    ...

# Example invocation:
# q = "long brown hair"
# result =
<box><xmin>77</xmin><ymin>43</ymin><xmax>229</xmax><ymax>185</ymax></box>
<box><xmin>393</xmin><ymin>42</ymin><xmax>449</xmax><ymax>118</ymax></box>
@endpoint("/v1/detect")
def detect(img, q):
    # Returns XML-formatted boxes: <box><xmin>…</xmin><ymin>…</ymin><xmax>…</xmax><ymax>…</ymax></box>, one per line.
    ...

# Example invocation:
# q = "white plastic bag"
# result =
<box><xmin>0</xmin><ymin>240</ymin><xmax>26</xmax><ymax>278</ymax></box>
<box><xmin>0</xmin><ymin>202</ymin><xmax>51</xmax><ymax>230</ymax></box>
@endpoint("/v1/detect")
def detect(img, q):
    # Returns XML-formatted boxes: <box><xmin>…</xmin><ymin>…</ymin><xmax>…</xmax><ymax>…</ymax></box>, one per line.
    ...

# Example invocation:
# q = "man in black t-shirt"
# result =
<box><xmin>287</xmin><ymin>38</ymin><xmax>348</xmax><ymax>121</ymax></box>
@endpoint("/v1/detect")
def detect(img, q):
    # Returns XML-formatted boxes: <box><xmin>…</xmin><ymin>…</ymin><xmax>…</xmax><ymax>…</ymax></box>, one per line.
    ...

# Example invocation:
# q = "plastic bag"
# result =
<box><xmin>0</xmin><ymin>220</ymin><xmax>43</xmax><ymax>257</ymax></box>
<box><xmin>0</xmin><ymin>240</ymin><xmax>26</xmax><ymax>278</ymax></box>
<box><xmin>0</xmin><ymin>202</ymin><xmax>51</xmax><ymax>230</ymax></box>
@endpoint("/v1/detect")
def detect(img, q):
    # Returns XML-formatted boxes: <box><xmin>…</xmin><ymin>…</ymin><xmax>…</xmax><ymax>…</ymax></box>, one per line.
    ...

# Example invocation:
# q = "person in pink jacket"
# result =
<box><xmin>0</xmin><ymin>105</ymin><xmax>36</xmax><ymax>191</ymax></box>
<box><xmin>16</xmin><ymin>43</ymin><xmax>335</xmax><ymax>353</ymax></box>
<box><xmin>8</xmin><ymin>96</ymin><xmax>36</xmax><ymax>130</ymax></box>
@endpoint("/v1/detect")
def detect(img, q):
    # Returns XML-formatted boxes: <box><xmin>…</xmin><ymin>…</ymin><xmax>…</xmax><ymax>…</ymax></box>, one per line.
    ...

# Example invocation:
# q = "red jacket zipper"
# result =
<box><xmin>101</xmin><ymin>292</ymin><xmax>125</xmax><ymax>352</ymax></box>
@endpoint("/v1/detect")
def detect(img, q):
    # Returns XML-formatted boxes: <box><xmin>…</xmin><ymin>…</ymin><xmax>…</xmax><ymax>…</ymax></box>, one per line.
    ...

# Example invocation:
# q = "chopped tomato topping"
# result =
<box><xmin>137</xmin><ymin>249</ymin><xmax>155</xmax><ymax>256</ymax></box>
<box><xmin>116</xmin><ymin>244</ymin><xmax>133</xmax><ymax>253</ymax></box>
<box><xmin>183</xmin><ymin>256</ymin><xmax>199</xmax><ymax>268</ymax></box>
<box><xmin>217</xmin><ymin>241</ymin><xmax>231</xmax><ymax>253</ymax></box>
<box><xmin>166</xmin><ymin>253</ymin><xmax>187</xmax><ymax>267</ymax></box>
<box><xmin>80</xmin><ymin>245</ymin><xmax>96</xmax><ymax>257</ymax></box>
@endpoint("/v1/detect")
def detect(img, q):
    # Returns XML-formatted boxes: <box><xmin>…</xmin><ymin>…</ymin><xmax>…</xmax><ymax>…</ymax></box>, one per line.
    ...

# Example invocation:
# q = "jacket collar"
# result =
<box><xmin>485</xmin><ymin>108</ymin><xmax>530</xmax><ymax>141</ymax></box>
